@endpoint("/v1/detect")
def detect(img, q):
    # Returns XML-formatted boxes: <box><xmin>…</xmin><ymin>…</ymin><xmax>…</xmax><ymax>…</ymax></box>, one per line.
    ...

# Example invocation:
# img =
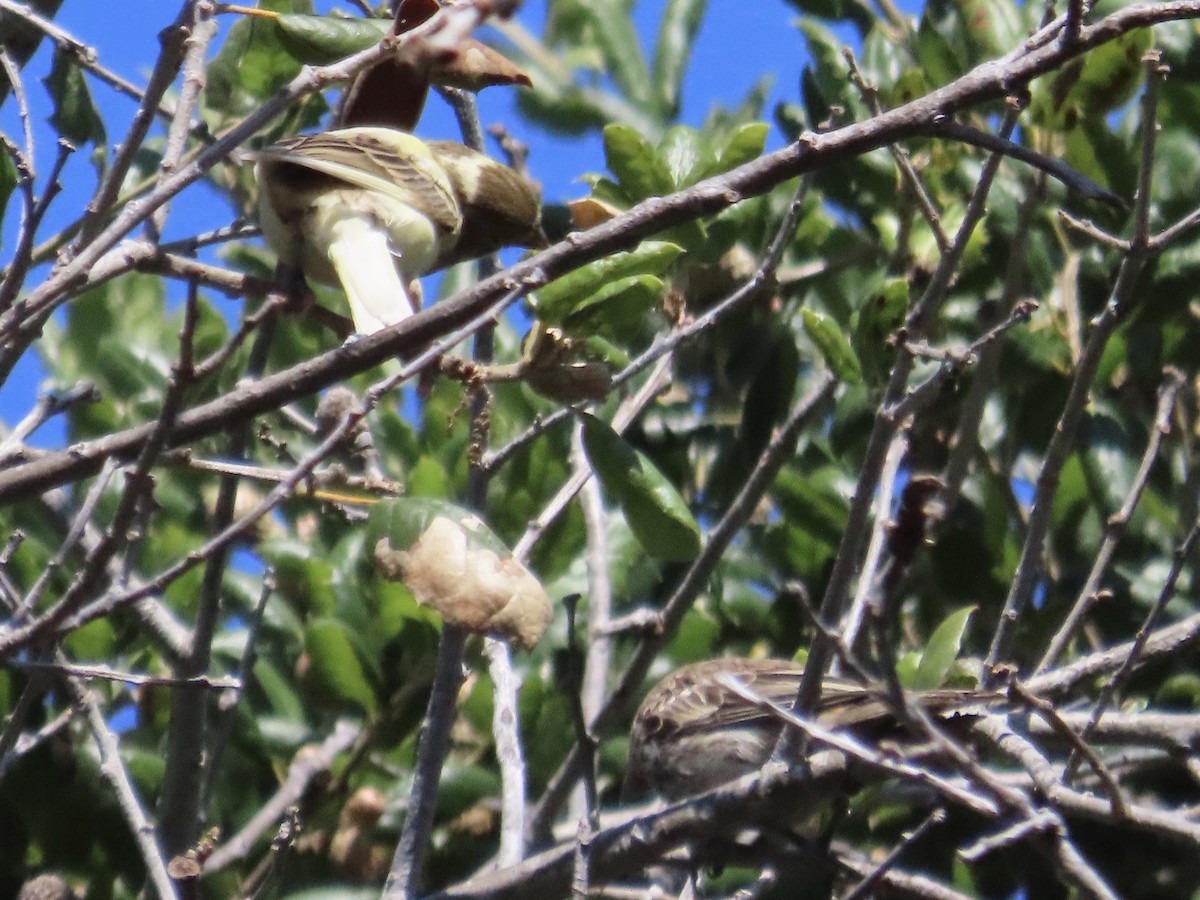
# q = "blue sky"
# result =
<box><xmin>0</xmin><ymin>1</ymin><xmax>814</xmax><ymax>446</ymax></box>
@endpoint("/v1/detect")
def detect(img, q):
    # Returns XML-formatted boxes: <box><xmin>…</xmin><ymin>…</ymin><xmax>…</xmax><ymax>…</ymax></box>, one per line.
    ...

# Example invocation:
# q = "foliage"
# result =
<box><xmin>2</xmin><ymin>0</ymin><xmax>1200</xmax><ymax>898</ymax></box>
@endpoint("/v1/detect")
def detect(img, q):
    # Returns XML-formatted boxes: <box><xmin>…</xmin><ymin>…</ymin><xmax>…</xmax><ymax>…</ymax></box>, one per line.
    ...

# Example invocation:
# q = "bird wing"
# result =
<box><xmin>638</xmin><ymin>658</ymin><xmax>1000</xmax><ymax>740</ymax></box>
<box><xmin>251</xmin><ymin>128</ymin><xmax>461</xmax><ymax>236</ymax></box>
<box><xmin>643</xmin><ymin>659</ymin><xmax>810</xmax><ymax>736</ymax></box>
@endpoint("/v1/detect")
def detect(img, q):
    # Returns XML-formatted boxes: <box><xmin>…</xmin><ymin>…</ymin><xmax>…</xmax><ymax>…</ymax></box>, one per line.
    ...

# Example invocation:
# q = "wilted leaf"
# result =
<box><xmin>371</xmin><ymin>505</ymin><xmax>552</xmax><ymax>649</ymax></box>
<box><xmin>567</xmin><ymin>196</ymin><xmax>623</xmax><ymax>229</ymax></box>
<box><xmin>435</xmin><ymin>39</ymin><xmax>532</xmax><ymax>90</ymax></box>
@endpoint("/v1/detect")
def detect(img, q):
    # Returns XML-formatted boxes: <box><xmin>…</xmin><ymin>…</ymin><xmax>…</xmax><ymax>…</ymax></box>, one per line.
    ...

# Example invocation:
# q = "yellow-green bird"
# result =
<box><xmin>252</xmin><ymin>126</ymin><xmax>543</xmax><ymax>335</ymax></box>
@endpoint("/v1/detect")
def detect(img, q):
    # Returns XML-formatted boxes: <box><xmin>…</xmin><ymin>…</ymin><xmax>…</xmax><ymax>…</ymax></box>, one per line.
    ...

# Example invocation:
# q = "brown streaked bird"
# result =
<box><xmin>625</xmin><ymin>657</ymin><xmax>1000</xmax><ymax>801</ymax></box>
<box><xmin>250</xmin><ymin>126</ymin><xmax>543</xmax><ymax>336</ymax></box>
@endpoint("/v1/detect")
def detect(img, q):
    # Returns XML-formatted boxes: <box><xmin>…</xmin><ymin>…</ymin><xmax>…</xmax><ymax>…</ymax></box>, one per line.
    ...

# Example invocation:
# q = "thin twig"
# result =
<box><xmin>204</xmin><ymin>569</ymin><xmax>278</xmax><ymax>807</ymax></box>
<box><xmin>76</xmin><ymin>0</ymin><xmax>199</xmax><ymax>252</ymax></box>
<box><xmin>572</xmin><ymin>432</ymin><xmax>614</xmax><ymax>824</ymax></box>
<box><xmin>486</xmin><ymin>636</ymin><xmax>529</xmax><ymax>866</ymax></box>
<box><xmin>6</xmin><ymin>660</ymin><xmax>239</xmax><ymax>688</ymax></box>
<box><xmin>511</xmin><ymin>355</ymin><xmax>673</xmax><ymax>561</ymax></box>
<box><xmin>983</xmin><ymin>53</ymin><xmax>1165</xmax><ymax>683</ymax></box>
<box><xmin>1027</xmin><ymin>608</ymin><xmax>1200</xmax><ymax>697</ymax></box>
<box><xmin>717</xmin><ymin>675</ymin><xmax>998</xmax><ymax>816</ymax></box>
<box><xmin>939</xmin><ymin>173</ymin><xmax>1046</xmax><ymax>517</ymax></box>
<box><xmin>1007</xmin><ymin>679</ymin><xmax>1129</xmax><ymax>817</ymax></box>
<box><xmin>1038</xmin><ymin>369</ymin><xmax>1185</xmax><ymax>672</ymax></box>
<box><xmin>0</xmin><ymin>381</ymin><xmax>99</xmax><ymax>463</ymax></box>
<box><xmin>845</xmin><ymin>50</ymin><xmax>949</xmax><ymax>252</ymax></box>
<box><xmin>145</xmin><ymin>1</ymin><xmax>218</xmax><ymax>242</ymax></box>
<box><xmin>838</xmin><ymin>808</ymin><xmax>946</xmax><ymax>900</ymax></box>
<box><xmin>794</xmin><ymin>106</ymin><xmax>1023</xmax><ymax>732</ymax></box>
<box><xmin>159</xmin><ymin>275</ymin><xmax>261</xmax><ymax>855</ymax></box>
<box><xmin>73</xmin><ymin>677</ymin><xmax>180</xmax><ymax>900</ymax></box>
<box><xmin>1065</xmin><ymin>516</ymin><xmax>1200</xmax><ymax>778</ymax></box>
<box><xmin>840</xmin><ymin>427</ymin><xmax>909</xmax><ymax>653</ymax></box>
<box><xmin>203</xmin><ymin>721</ymin><xmax>360</xmax><ymax>872</ymax></box>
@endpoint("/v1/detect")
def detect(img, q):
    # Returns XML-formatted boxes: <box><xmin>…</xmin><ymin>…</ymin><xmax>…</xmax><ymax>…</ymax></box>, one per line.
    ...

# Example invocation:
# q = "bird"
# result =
<box><xmin>625</xmin><ymin>657</ymin><xmax>1000</xmax><ymax>801</ymax></box>
<box><xmin>250</xmin><ymin>126</ymin><xmax>543</xmax><ymax>336</ymax></box>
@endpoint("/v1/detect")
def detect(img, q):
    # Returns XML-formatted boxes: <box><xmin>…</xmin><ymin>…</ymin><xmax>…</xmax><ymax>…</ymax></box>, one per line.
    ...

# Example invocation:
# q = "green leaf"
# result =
<box><xmin>1156</xmin><ymin>673</ymin><xmax>1200</xmax><ymax>709</ymax></box>
<box><xmin>262</xmin><ymin>538</ymin><xmax>337</xmax><ymax>617</ymax></box>
<box><xmin>798</xmin><ymin>20</ymin><xmax>854</xmax><ymax>115</ymax></box>
<box><xmin>912</xmin><ymin>606</ymin><xmax>976</xmax><ymax>690</ymax></box>
<box><xmin>802</xmin><ymin>308</ymin><xmax>864</xmax><ymax>384</ymax></box>
<box><xmin>604</xmin><ymin>123</ymin><xmax>674</xmax><ymax>200</ymax></box>
<box><xmin>659</xmin><ymin>125</ymin><xmax>712</xmax><ymax>190</ymax></box>
<box><xmin>740</xmin><ymin>326</ymin><xmax>801</xmax><ymax>455</ymax></box>
<box><xmin>715</xmin><ymin>122</ymin><xmax>769</xmax><ymax>173</ymax></box>
<box><xmin>1063</xmin><ymin>117</ymin><xmax>1136</xmax><ymax>201</ymax></box>
<box><xmin>581</xmin><ymin>414</ymin><xmax>701</xmax><ymax>561</ymax></box>
<box><xmin>915</xmin><ymin>12</ymin><xmax>963</xmax><ymax>88</ymax></box>
<box><xmin>853</xmin><ymin>277</ymin><xmax>908</xmax><ymax>386</ymax></box>
<box><xmin>62</xmin><ymin>617</ymin><xmax>115</xmax><ymax>661</ymax></box>
<box><xmin>206</xmin><ymin>0</ymin><xmax>307</xmax><ymax>113</ymax></box>
<box><xmin>772</xmin><ymin>464</ymin><xmax>850</xmax><ymax>543</ymax></box>
<box><xmin>0</xmin><ymin>150</ymin><xmax>16</xmax><ymax>247</ymax></box>
<box><xmin>253</xmin><ymin>659</ymin><xmax>305</xmax><ymax>721</ymax></box>
<box><xmin>376</xmin><ymin>580</ymin><xmax>440</xmax><ymax>641</ymax></box>
<box><xmin>517</xmin><ymin>85</ymin><xmax>610</xmax><ymax>136</ymax></box>
<box><xmin>785</xmin><ymin>0</ymin><xmax>850</xmax><ymax>18</ymax></box>
<box><xmin>579</xmin><ymin>0</ymin><xmax>654</xmax><ymax>111</ymax></box>
<box><xmin>668</xmin><ymin>608</ymin><xmax>720</xmax><ymax>661</ymax></box>
<box><xmin>304</xmin><ymin>617</ymin><xmax>378</xmax><ymax>715</ymax></box>
<box><xmin>581</xmin><ymin>334</ymin><xmax>631</xmax><ymax>369</ymax></box>
<box><xmin>1032</xmin><ymin>26</ymin><xmax>1150</xmax><ymax>129</ymax></box>
<box><xmin>43</xmin><ymin>46</ymin><xmax>105</xmax><ymax>147</ymax></box>
<box><xmin>563</xmin><ymin>274</ymin><xmax>663</xmax><ymax>336</ymax></box>
<box><xmin>955</xmin><ymin>0</ymin><xmax>1028</xmax><ymax>61</ymax></box>
<box><xmin>653</xmin><ymin>0</ymin><xmax>707</xmax><ymax>117</ymax></box>
<box><xmin>274</xmin><ymin>13</ymin><xmax>388</xmax><ymax>64</ymax></box>
<box><xmin>894</xmin><ymin>651</ymin><xmax>921</xmax><ymax>689</ymax></box>
<box><xmin>533</xmin><ymin>241</ymin><xmax>683</xmax><ymax>325</ymax></box>
<box><xmin>1061</xmin><ymin>28</ymin><xmax>1151</xmax><ymax>117</ymax></box>
<box><xmin>407</xmin><ymin>455</ymin><xmax>449</xmax><ymax>498</ymax></box>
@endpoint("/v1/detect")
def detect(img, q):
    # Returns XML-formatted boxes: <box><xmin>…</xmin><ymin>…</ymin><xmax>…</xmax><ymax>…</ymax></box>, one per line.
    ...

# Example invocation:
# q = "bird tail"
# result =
<box><xmin>325</xmin><ymin>216</ymin><xmax>417</xmax><ymax>335</ymax></box>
